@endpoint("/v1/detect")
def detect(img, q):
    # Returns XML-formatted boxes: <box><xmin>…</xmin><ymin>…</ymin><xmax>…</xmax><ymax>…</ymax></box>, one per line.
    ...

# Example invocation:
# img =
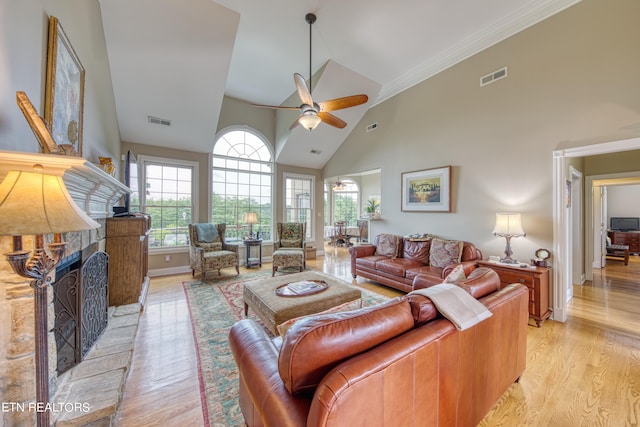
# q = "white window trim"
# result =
<box><xmin>283</xmin><ymin>172</ymin><xmax>315</xmax><ymax>241</ymax></box>
<box><xmin>212</xmin><ymin>126</ymin><xmax>275</xmax><ymax>241</ymax></box>
<box><xmin>138</xmin><ymin>155</ymin><xmax>199</xmax><ymax>252</ymax></box>
<box><xmin>331</xmin><ymin>178</ymin><xmax>360</xmax><ymax>225</ymax></box>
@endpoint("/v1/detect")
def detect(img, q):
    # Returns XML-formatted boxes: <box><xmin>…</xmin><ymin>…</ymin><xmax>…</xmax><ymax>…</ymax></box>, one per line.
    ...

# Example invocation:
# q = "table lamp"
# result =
<box><xmin>246</xmin><ymin>212</ymin><xmax>258</xmax><ymax>238</ymax></box>
<box><xmin>0</xmin><ymin>165</ymin><xmax>100</xmax><ymax>427</ymax></box>
<box><xmin>492</xmin><ymin>213</ymin><xmax>525</xmax><ymax>264</ymax></box>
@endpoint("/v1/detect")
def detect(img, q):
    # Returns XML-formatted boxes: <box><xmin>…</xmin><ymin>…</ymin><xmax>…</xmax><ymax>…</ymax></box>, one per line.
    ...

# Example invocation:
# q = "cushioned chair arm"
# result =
<box><xmin>229</xmin><ymin>319</ymin><xmax>311</xmax><ymax>426</ymax></box>
<box><xmin>222</xmin><ymin>242</ymin><xmax>238</xmax><ymax>253</ymax></box>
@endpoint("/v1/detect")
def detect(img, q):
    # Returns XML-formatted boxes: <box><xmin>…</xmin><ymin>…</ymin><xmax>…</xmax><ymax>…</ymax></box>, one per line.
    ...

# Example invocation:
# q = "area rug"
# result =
<box><xmin>183</xmin><ymin>270</ymin><xmax>390</xmax><ymax>427</ymax></box>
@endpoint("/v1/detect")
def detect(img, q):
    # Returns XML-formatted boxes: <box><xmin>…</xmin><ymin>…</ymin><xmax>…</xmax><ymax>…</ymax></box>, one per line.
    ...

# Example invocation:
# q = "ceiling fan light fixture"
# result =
<box><xmin>299</xmin><ymin>112</ymin><xmax>321</xmax><ymax>131</ymax></box>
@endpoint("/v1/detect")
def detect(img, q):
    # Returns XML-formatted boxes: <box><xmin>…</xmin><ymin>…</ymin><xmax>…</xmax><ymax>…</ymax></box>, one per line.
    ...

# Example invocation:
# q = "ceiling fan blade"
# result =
<box><xmin>318</xmin><ymin>94</ymin><xmax>368</xmax><ymax>112</ymax></box>
<box><xmin>250</xmin><ymin>103</ymin><xmax>299</xmax><ymax>110</ymax></box>
<box><xmin>318</xmin><ymin>112</ymin><xmax>347</xmax><ymax>129</ymax></box>
<box><xmin>294</xmin><ymin>73</ymin><xmax>314</xmax><ymax>106</ymax></box>
<box><xmin>289</xmin><ymin>117</ymin><xmax>301</xmax><ymax>130</ymax></box>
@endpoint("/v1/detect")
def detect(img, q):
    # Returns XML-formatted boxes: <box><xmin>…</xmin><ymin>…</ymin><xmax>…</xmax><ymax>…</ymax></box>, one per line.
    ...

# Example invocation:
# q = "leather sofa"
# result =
<box><xmin>228</xmin><ymin>268</ymin><xmax>529</xmax><ymax>427</ymax></box>
<box><xmin>349</xmin><ymin>235</ymin><xmax>483</xmax><ymax>293</ymax></box>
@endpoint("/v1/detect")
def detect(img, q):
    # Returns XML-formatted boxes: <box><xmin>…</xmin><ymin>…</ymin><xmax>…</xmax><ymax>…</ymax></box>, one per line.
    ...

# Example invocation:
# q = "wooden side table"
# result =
<box><xmin>244</xmin><ymin>239</ymin><xmax>262</xmax><ymax>268</ymax></box>
<box><xmin>477</xmin><ymin>260</ymin><xmax>551</xmax><ymax>327</ymax></box>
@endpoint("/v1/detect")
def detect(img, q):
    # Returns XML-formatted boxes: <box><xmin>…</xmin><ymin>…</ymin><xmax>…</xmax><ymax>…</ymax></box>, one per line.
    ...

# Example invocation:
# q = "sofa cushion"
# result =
<box><xmin>429</xmin><ymin>238</ymin><xmax>463</xmax><ymax>268</ymax></box>
<box><xmin>278</xmin><ymin>297</ymin><xmax>415</xmax><ymax>395</ymax></box>
<box><xmin>376</xmin><ymin>258</ymin><xmax>423</xmax><ymax>277</ymax></box>
<box><xmin>355</xmin><ymin>255</ymin><xmax>388</xmax><ymax>270</ymax></box>
<box><xmin>403</xmin><ymin>239</ymin><xmax>431</xmax><ymax>264</ymax></box>
<box><xmin>375</xmin><ymin>234</ymin><xmax>401</xmax><ymax>258</ymax></box>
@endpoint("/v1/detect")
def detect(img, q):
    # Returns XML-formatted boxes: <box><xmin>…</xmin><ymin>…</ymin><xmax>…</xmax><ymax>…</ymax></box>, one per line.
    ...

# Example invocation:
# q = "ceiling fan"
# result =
<box><xmin>332</xmin><ymin>177</ymin><xmax>346</xmax><ymax>191</ymax></box>
<box><xmin>251</xmin><ymin>13</ymin><xmax>368</xmax><ymax>131</ymax></box>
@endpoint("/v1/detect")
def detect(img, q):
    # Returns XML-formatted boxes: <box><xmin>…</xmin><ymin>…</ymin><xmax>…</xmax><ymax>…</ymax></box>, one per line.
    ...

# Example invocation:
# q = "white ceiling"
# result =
<box><xmin>99</xmin><ymin>0</ymin><xmax>581</xmax><ymax>168</ymax></box>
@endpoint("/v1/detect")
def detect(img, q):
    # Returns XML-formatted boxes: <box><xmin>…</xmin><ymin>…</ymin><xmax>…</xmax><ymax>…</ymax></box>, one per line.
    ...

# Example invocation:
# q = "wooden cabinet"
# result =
<box><xmin>106</xmin><ymin>215</ymin><xmax>151</xmax><ymax>307</ymax></box>
<box><xmin>608</xmin><ymin>231</ymin><xmax>640</xmax><ymax>254</ymax></box>
<box><xmin>477</xmin><ymin>260</ymin><xmax>551</xmax><ymax>327</ymax></box>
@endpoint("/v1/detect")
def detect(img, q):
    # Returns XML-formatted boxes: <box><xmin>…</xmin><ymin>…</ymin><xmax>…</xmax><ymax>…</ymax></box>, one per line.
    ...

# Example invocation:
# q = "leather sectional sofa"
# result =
<box><xmin>229</xmin><ymin>268</ymin><xmax>529</xmax><ymax>427</ymax></box>
<box><xmin>349</xmin><ymin>235</ymin><xmax>483</xmax><ymax>292</ymax></box>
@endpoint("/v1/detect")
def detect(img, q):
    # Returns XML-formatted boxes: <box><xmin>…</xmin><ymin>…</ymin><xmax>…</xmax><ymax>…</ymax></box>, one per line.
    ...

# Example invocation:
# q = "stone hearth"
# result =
<box><xmin>52</xmin><ymin>304</ymin><xmax>140</xmax><ymax>426</ymax></box>
<box><xmin>0</xmin><ymin>151</ymin><xmax>130</xmax><ymax>427</ymax></box>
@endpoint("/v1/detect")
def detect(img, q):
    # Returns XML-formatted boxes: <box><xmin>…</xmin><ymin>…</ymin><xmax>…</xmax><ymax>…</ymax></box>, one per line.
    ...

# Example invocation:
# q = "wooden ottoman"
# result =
<box><xmin>243</xmin><ymin>271</ymin><xmax>362</xmax><ymax>335</ymax></box>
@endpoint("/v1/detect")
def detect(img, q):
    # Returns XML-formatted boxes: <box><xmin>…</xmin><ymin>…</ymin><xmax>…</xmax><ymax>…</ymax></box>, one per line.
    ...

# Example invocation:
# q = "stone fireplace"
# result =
<box><xmin>0</xmin><ymin>151</ymin><xmax>129</xmax><ymax>426</ymax></box>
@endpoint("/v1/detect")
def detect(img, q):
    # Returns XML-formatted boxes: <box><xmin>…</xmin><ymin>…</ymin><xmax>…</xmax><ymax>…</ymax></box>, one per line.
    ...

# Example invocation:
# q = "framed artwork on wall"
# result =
<box><xmin>401</xmin><ymin>165</ymin><xmax>452</xmax><ymax>212</ymax></box>
<box><xmin>45</xmin><ymin>16</ymin><xmax>85</xmax><ymax>156</ymax></box>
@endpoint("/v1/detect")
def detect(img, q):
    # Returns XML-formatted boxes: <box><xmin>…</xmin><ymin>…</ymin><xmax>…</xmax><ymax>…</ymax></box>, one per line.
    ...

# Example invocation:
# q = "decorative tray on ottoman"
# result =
<box><xmin>276</xmin><ymin>280</ymin><xmax>328</xmax><ymax>297</ymax></box>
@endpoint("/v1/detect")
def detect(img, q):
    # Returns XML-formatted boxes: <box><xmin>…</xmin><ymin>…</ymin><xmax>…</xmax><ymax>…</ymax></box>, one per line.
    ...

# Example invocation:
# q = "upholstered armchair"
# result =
<box><xmin>272</xmin><ymin>222</ymin><xmax>306</xmax><ymax>276</ymax></box>
<box><xmin>188</xmin><ymin>223</ymin><xmax>239</xmax><ymax>278</ymax></box>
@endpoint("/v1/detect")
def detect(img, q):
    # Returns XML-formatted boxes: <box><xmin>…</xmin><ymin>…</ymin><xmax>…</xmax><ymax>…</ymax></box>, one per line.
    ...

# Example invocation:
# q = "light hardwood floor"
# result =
<box><xmin>114</xmin><ymin>247</ymin><xmax>640</xmax><ymax>426</ymax></box>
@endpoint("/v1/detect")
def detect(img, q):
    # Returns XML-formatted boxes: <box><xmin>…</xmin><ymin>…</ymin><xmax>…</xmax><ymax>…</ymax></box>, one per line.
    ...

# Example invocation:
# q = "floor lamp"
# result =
<box><xmin>0</xmin><ymin>166</ymin><xmax>100</xmax><ymax>427</ymax></box>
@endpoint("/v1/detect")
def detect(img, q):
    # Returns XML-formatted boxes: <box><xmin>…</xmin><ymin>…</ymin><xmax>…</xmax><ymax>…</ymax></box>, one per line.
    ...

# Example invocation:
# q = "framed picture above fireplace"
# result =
<box><xmin>45</xmin><ymin>16</ymin><xmax>85</xmax><ymax>156</ymax></box>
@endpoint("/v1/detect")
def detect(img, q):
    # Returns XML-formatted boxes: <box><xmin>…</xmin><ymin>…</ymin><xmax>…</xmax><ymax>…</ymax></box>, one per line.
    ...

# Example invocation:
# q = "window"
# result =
<box><xmin>137</xmin><ymin>156</ymin><xmax>198</xmax><ymax>249</ymax></box>
<box><xmin>284</xmin><ymin>174</ymin><xmax>314</xmax><ymax>240</ymax></box>
<box><xmin>333</xmin><ymin>179</ymin><xmax>359</xmax><ymax>226</ymax></box>
<box><xmin>212</xmin><ymin>129</ymin><xmax>273</xmax><ymax>240</ymax></box>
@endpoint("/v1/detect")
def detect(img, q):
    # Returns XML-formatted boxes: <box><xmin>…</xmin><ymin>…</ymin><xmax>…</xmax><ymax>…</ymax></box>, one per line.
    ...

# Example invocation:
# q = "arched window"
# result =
<box><xmin>212</xmin><ymin>129</ymin><xmax>273</xmax><ymax>240</ymax></box>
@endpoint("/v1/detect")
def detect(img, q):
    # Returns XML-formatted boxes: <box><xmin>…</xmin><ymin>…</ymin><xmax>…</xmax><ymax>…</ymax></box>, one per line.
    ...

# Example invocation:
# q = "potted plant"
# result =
<box><xmin>365</xmin><ymin>198</ymin><xmax>380</xmax><ymax>218</ymax></box>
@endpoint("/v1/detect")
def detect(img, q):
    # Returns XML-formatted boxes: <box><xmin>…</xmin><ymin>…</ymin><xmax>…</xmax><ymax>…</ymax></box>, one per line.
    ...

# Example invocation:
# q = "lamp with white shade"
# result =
<box><xmin>245</xmin><ymin>212</ymin><xmax>258</xmax><ymax>238</ymax></box>
<box><xmin>492</xmin><ymin>213</ymin><xmax>525</xmax><ymax>264</ymax></box>
<box><xmin>0</xmin><ymin>165</ymin><xmax>100</xmax><ymax>427</ymax></box>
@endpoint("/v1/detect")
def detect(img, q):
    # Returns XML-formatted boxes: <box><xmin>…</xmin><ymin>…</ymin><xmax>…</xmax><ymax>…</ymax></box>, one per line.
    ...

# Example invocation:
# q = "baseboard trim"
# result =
<box><xmin>149</xmin><ymin>265</ymin><xmax>191</xmax><ymax>277</ymax></box>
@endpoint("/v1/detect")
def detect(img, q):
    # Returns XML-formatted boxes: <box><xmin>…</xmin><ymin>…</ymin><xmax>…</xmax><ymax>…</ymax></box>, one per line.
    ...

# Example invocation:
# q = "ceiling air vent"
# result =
<box><xmin>310</xmin><ymin>149</ymin><xmax>322</xmax><ymax>155</ymax></box>
<box><xmin>147</xmin><ymin>115</ymin><xmax>171</xmax><ymax>126</ymax></box>
<box><xmin>480</xmin><ymin>66</ymin><xmax>508</xmax><ymax>87</ymax></box>
<box><xmin>365</xmin><ymin>122</ymin><xmax>378</xmax><ymax>133</ymax></box>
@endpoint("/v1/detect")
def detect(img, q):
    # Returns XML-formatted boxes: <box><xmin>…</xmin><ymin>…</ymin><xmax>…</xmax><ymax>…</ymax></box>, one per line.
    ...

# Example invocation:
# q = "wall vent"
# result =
<box><xmin>480</xmin><ymin>66</ymin><xmax>508</xmax><ymax>87</ymax></box>
<box><xmin>147</xmin><ymin>115</ymin><xmax>171</xmax><ymax>126</ymax></box>
<box><xmin>365</xmin><ymin>122</ymin><xmax>378</xmax><ymax>132</ymax></box>
<box><xmin>310</xmin><ymin>149</ymin><xmax>322</xmax><ymax>155</ymax></box>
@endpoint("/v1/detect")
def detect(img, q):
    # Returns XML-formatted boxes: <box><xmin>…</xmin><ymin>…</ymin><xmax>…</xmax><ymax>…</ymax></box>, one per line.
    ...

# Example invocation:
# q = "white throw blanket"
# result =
<box><xmin>409</xmin><ymin>283</ymin><xmax>492</xmax><ymax>331</ymax></box>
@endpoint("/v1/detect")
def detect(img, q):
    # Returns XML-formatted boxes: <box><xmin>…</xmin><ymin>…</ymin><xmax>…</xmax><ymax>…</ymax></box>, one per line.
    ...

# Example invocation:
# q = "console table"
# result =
<box><xmin>244</xmin><ymin>238</ymin><xmax>262</xmax><ymax>268</ymax></box>
<box><xmin>607</xmin><ymin>231</ymin><xmax>640</xmax><ymax>255</ymax></box>
<box><xmin>477</xmin><ymin>260</ymin><xmax>551</xmax><ymax>327</ymax></box>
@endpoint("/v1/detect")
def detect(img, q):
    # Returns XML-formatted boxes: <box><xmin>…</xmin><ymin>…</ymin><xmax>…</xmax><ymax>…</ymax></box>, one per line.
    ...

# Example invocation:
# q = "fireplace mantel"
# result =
<box><xmin>0</xmin><ymin>150</ymin><xmax>130</xmax><ymax>219</ymax></box>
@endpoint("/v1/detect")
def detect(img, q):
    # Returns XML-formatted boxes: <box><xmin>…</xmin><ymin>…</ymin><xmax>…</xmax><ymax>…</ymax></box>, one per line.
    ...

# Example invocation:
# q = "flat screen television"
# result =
<box><xmin>113</xmin><ymin>150</ymin><xmax>140</xmax><ymax>217</ymax></box>
<box><xmin>610</xmin><ymin>217</ymin><xmax>640</xmax><ymax>231</ymax></box>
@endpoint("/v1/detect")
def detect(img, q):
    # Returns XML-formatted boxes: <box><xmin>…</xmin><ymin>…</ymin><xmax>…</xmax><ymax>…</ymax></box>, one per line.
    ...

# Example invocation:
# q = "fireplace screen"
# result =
<box><xmin>54</xmin><ymin>251</ymin><xmax>109</xmax><ymax>374</ymax></box>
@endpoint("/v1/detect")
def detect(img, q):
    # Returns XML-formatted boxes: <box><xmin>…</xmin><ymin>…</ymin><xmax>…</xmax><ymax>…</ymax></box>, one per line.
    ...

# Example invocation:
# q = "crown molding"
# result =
<box><xmin>375</xmin><ymin>0</ymin><xmax>583</xmax><ymax>105</ymax></box>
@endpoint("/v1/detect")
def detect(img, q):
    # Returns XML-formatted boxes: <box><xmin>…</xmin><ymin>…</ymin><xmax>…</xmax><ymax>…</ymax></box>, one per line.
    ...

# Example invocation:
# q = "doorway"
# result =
<box><xmin>552</xmin><ymin>136</ymin><xmax>640</xmax><ymax>322</ymax></box>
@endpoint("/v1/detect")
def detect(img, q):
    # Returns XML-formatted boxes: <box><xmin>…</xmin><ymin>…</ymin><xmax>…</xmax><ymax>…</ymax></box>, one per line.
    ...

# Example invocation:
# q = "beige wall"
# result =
<box><xmin>0</xmin><ymin>0</ymin><xmax>120</xmax><ymax>160</ymax></box>
<box><xmin>584</xmin><ymin>150</ymin><xmax>640</xmax><ymax>176</ymax></box>
<box><xmin>323</xmin><ymin>0</ymin><xmax>640</xmax><ymax>263</ymax></box>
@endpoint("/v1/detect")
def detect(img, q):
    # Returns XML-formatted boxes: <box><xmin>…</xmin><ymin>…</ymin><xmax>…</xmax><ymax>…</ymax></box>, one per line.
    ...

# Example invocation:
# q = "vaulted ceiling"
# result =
<box><xmin>100</xmin><ymin>0</ymin><xmax>581</xmax><ymax>168</ymax></box>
